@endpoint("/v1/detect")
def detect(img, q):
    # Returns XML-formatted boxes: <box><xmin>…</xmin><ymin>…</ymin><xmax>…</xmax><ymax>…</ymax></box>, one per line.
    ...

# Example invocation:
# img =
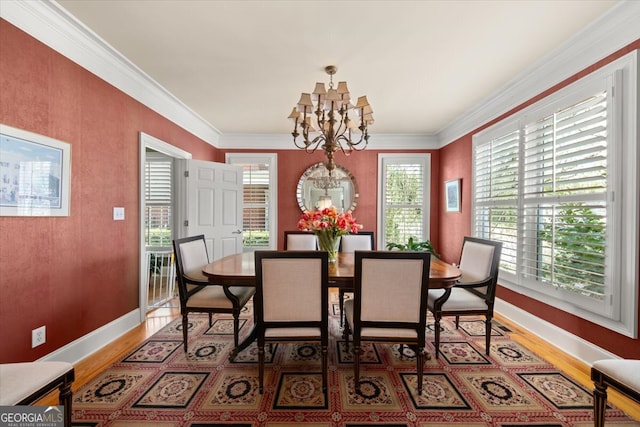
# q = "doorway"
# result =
<box><xmin>138</xmin><ymin>132</ymin><xmax>192</xmax><ymax>322</ymax></box>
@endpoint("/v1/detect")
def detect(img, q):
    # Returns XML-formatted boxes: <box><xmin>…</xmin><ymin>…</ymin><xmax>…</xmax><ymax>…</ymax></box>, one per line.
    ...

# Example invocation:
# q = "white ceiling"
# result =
<box><xmin>55</xmin><ymin>0</ymin><xmax>619</xmax><ymax>137</ymax></box>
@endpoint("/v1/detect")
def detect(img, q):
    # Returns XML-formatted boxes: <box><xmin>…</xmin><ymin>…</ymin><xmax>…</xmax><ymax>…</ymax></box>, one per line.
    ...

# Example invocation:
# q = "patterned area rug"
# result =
<box><xmin>71</xmin><ymin>298</ymin><xmax>639</xmax><ymax>426</ymax></box>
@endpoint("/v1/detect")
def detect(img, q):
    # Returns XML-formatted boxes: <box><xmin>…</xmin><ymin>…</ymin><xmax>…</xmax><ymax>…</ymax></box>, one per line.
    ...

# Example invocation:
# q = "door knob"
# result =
<box><xmin>232</xmin><ymin>229</ymin><xmax>243</xmax><ymax>234</ymax></box>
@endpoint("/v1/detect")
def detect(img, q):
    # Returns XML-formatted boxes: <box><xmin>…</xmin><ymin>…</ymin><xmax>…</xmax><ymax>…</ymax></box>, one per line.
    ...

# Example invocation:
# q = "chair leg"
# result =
<box><xmin>455</xmin><ymin>315</ymin><xmax>460</xmax><ymax>329</ymax></box>
<box><xmin>208</xmin><ymin>313</ymin><xmax>213</xmax><ymax>327</ymax></box>
<box><xmin>233</xmin><ymin>312</ymin><xmax>240</xmax><ymax>348</ymax></box>
<box><xmin>593</xmin><ymin>382</ymin><xmax>607</xmax><ymax>427</ymax></box>
<box><xmin>485</xmin><ymin>317</ymin><xmax>492</xmax><ymax>355</ymax></box>
<box><xmin>339</xmin><ymin>289</ymin><xmax>345</xmax><ymax>327</ymax></box>
<box><xmin>342</xmin><ymin>322</ymin><xmax>351</xmax><ymax>351</ymax></box>
<box><xmin>258</xmin><ymin>342</ymin><xmax>265</xmax><ymax>394</ymax></box>
<box><xmin>322</xmin><ymin>344</ymin><xmax>328</xmax><ymax>392</ymax></box>
<box><xmin>354</xmin><ymin>344</ymin><xmax>361</xmax><ymax>392</ymax></box>
<box><xmin>182</xmin><ymin>314</ymin><xmax>189</xmax><ymax>352</ymax></box>
<box><xmin>416</xmin><ymin>346</ymin><xmax>424</xmax><ymax>395</ymax></box>
<box><xmin>434</xmin><ymin>315</ymin><xmax>442</xmax><ymax>359</ymax></box>
<box><xmin>59</xmin><ymin>372</ymin><xmax>74</xmax><ymax>427</ymax></box>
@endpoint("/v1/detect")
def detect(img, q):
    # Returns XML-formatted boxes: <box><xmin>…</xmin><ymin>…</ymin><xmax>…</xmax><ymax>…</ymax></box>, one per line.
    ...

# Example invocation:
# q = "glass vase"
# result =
<box><xmin>316</xmin><ymin>232</ymin><xmax>340</xmax><ymax>263</ymax></box>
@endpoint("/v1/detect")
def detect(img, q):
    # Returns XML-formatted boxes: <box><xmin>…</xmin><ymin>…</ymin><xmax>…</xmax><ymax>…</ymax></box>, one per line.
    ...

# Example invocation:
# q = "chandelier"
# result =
<box><xmin>288</xmin><ymin>65</ymin><xmax>373</xmax><ymax>172</ymax></box>
<box><xmin>312</xmin><ymin>170</ymin><xmax>341</xmax><ymax>191</ymax></box>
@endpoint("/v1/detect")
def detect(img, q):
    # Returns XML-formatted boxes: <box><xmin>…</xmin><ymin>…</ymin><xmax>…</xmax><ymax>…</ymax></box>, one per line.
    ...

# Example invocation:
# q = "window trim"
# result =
<box><xmin>472</xmin><ymin>50</ymin><xmax>638</xmax><ymax>338</ymax></box>
<box><xmin>377</xmin><ymin>153</ymin><xmax>431</xmax><ymax>251</ymax></box>
<box><xmin>225</xmin><ymin>153</ymin><xmax>278</xmax><ymax>251</ymax></box>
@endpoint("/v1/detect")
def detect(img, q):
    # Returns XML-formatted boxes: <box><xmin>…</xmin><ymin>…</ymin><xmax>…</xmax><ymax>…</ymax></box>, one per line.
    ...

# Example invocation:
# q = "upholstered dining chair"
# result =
<box><xmin>343</xmin><ymin>251</ymin><xmax>431</xmax><ymax>394</ymax></box>
<box><xmin>427</xmin><ymin>236</ymin><xmax>502</xmax><ymax>359</ymax></box>
<box><xmin>338</xmin><ymin>231</ymin><xmax>375</xmax><ymax>326</ymax></box>
<box><xmin>173</xmin><ymin>235</ymin><xmax>255</xmax><ymax>351</ymax></box>
<box><xmin>254</xmin><ymin>250</ymin><xmax>329</xmax><ymax>394</ymax></box>
<box><xmin>284</xmin><ymin>230</ymin><xmax>318</xmax><ymax>250</ymax></box>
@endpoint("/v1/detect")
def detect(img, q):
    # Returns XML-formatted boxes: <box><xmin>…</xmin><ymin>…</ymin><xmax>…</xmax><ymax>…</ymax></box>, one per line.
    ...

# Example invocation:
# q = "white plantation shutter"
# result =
<box><xmin>474</xmin><ymin>91</ymin><xmax>609</xmax><ymax>300</ymax></box>
<box><xmin>521</xmin><ymin>92</ymin><xmax>608</xmax><ymax>298</ymax></box>
<box><xmin>241</xmin><ymin>163</ymin><xmax>271</xmax><ymax>248</ymax></box>
<box><xmin>379</xmin><ymin>154</ymin><xmax>430</xmax><ymax>249</ymax></box>
<box><xmin>473</xmin><ymin>128</ymin><xmax>520</xmax><ymax>275</ymax></box>
<box><xmin>471</xmin><ymin>53</ymin><xmax>638</xmax><ymax>336</ymax></box>
<box><xmin>144</xmin><ymin>153</ymin><xmax>173</xmax><ymax>248</ymax></box>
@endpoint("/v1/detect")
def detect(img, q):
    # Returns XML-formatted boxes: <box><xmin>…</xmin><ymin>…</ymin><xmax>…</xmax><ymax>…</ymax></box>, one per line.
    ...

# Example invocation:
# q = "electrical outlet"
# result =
<box><xmin>32</xmin><ymin>326</ymin><xmax>46</xmax><ymax>348</ymax></box>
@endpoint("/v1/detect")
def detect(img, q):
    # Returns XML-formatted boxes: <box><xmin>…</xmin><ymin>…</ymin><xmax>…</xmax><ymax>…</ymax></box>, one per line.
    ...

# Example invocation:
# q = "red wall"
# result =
<box><xmin>439</xmin><ymin>40</ymin><xmax>640</xmax><ymax>359</ymax></box>
<box><xmin>0</xmin><ymin>20</ymin><xmax>221</xmax><ymax>362</ymax></box>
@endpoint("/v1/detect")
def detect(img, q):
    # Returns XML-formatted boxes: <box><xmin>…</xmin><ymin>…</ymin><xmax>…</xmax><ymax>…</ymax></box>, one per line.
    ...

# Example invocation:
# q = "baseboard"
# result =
<box><xmin>495</xmin><ymin>298</ymin><xmax>620</xmax><ymax>365</ymax></box>
<box><xmin>38</xmin><ymin>309</ymin><xmax>142</xmax><ymax>364</ymax></box>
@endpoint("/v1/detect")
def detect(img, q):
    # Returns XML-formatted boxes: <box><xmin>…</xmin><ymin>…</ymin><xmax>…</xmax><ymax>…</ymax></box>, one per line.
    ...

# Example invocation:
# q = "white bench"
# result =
<box><xmin>591</xmin><ymin>359</ymin><xmax>640</xmax><ymax>427</ymax></box>
<box><xmin>0</xmin><ymin>362</ymin><xmax>74</xmax><ymax>426</ymax></box>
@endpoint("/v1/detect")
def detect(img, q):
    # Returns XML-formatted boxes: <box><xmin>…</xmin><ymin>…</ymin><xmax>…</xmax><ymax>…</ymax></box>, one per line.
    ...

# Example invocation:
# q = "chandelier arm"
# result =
<box><xmin>303</xmin><ymin>135</ymin><xmax>326</xmax><ymax>154</ymax></box>
<box><xmin>336</xmin><ymin>131</ymin><xmax>368</xmax><ymax>151</ymax></box>
<box><xmin>293</xmin><ymin>123</ymin><xmax>311</xmax><ymax>149</ymax></box>
<box><xmin>334</xmin><ymin>115</ymin><xmax>348</xmax><ymax>140</ymax></box>
<box><xmin>292</xmin><ymin>130</ymin><xmax>310</xmax><ymax>150</ymax></box>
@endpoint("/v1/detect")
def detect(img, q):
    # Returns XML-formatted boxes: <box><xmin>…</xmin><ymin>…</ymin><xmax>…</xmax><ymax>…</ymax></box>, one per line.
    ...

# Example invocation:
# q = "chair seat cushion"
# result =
<box><xmin>344</xmin><ymin>300</ymin><xmax>417</xmax><ymax>339</ymax></box>
<box><xmin>592</xmin><ymin>359</ymin><xmax>640</xmax><ymax>391</ymax></box>
<box><xmin>360</xmin><ymin>327</ymin><xmax>418</xmax><ymax>339</ymax></box>
<box><xmin>187</xmin><ymin>285</ymin><xmax>254</xmax><ymax>309</ymax></box>
<box><xmin>0</xmin><ymin>362</ymin><xmax>73</xmax><ymax>405</ymax></box>
<box><xmin>428</xmin><ymin>287</ymin><xmax>487</xmax><ymax>311</ymax></box>
<box><xmin>265</xmin><ymin>327</ymin><xmax>321</xmax><ymax>338</ymax></box>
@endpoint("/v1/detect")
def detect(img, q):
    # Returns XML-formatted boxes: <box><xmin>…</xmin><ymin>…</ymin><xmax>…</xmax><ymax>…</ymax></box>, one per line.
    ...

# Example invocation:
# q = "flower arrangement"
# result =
<box><xmin>297</xmin><ymin>206</ymin><xmax>362</xmax><ymax>261</ymax></box>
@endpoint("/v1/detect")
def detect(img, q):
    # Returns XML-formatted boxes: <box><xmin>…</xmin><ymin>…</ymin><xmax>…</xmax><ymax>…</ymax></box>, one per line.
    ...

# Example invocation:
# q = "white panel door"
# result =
<box><xmin>176</xmin><ymin>159</ymin><xmax>243</xmax><ymax>261</ymax></box>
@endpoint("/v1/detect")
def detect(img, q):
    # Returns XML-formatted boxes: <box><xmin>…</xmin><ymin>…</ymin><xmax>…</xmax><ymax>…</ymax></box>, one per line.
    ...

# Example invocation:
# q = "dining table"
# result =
<box><xmin>202</xmin><ymin>251</ymin><xmax>462</xmax><ymax>359</ymax></box>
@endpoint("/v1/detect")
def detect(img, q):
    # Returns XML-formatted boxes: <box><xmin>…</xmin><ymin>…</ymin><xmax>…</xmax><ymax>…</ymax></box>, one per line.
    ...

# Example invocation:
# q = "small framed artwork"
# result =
<box><xmin>445</xmin><ymin>179</ymin><xmax>461</xmax><ymax>212</ymax></box>
<box><xmin>0</xmin><ymin>124</ymin><xmax>71</xmax><ymax>216</ymax></box>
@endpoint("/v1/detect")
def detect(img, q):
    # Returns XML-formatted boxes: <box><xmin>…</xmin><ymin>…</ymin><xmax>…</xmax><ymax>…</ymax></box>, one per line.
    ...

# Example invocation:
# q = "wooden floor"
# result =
<box><xmin>38</xmin><ymin>296</ymin><xmax>640</xmax><ymax>422</ymax></box>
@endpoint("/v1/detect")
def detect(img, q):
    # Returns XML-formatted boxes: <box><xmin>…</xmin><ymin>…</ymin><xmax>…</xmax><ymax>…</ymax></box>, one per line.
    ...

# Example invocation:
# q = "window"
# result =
<box><xmin>226</xmin><ymin>154</ymin><xmax>277</xmax><ymax>251</ymax></box>
<box><xmin>378</xmin><ymin>154</ymin><xmax>431</xmax><ymax>250</ymax></box>
<box><xmin>144</xmin><ymin>151</ymin><xmax>173</xmax><ymax>248</ymax></box>
<box><xmin>472</xmin><ymin>51</ymin><xmax>638</xmax><ymax>337</ymax></box>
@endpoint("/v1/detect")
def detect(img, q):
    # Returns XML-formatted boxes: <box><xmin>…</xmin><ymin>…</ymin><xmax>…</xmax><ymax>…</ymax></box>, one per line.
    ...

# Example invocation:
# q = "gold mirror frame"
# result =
<box><xmin>296</xmin><ymin>163</ymin><xmax>359</xmax><ymax>213</ymax></box>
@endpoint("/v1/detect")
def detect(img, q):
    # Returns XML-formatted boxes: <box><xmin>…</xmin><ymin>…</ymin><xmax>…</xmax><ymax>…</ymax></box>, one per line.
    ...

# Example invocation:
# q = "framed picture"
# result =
<box><xmin>445</xmin><ymin>179</ymin><xmax>461</xmax><ymax>212</ymax></box>
<box><xmin>0</xmin><ymin>124</ymin><xmax>71</xmax><ymax>216</ymax></box>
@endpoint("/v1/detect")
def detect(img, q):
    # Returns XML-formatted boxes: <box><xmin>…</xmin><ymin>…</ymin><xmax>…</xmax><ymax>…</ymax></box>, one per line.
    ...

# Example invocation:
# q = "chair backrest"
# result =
<box><xmin>254</xmin><ymin>251</ymin><xmax>329</xmax><ymax>324</ymax></box>
<box><xmin>458</xmin><ymin>236</ymin><xmax>502</xmax><ymax>300</ymax></box>
<box><xmin>354</xmin><ymin>251</ymin><xmax>431</xmax><ymax>329</ymax></box>
<box><xmin>284</xmin><ymin>231</ymin><xmax>318</xmax><ymax>250</ymax></box>
<box><xmin>172</xmin><ymin>235</ymin><xmax>210</xmax><ymax>302</ymax></box>
<box><xmin>339</xmin><ymin>231</ymin><xmax>374</xmax><ymax>252</ymax></box>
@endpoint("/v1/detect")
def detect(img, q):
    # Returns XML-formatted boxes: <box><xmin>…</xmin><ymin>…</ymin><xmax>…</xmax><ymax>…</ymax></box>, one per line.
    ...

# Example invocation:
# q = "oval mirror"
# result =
<box><xmin>296</xmin><ymin>163</ymin><xmax>359</xmax><ymax>213</ymax></box>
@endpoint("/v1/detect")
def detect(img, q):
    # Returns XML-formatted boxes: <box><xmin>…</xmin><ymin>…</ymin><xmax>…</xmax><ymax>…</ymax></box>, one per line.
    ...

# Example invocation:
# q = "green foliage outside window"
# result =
<box><xmin>384</xmin><ymin>166</ymin><xmax>424</xmax><ymax>247</ymax></box>
<box><xmin>146</xmin><ymin>227</ymin><xmax>171</xmax><ymax>247</ymax></box>
<box><xmin>537</xmin><ymin>203</ymin><xmax>606</xmax><ymax>299</ymax></box>
<box><xmin>243</xmin><ymin>230</ymin><xmax>270</xmax><ymax>247</ymax></box>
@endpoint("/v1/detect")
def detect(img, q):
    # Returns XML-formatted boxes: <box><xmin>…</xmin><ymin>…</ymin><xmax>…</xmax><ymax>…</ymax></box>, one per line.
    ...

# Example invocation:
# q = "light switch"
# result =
<box><xmin>113</xmin><ymin>207</ymin><xmax>125</xmax><ymax>221</ymax></box>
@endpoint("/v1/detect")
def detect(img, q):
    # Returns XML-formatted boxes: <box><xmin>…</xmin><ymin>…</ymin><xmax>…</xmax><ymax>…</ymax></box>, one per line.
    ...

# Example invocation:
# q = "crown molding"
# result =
<box><xmin>3</xmin><ymin>1</ymin><xmax>638</xmax><ymax>151</ymax></box>
<box><xmin>0</xmin><ymin>0</ymin><xmax>221</xmax><ymax>147</ymax></box>
<box><xmin>217</xmin><ymin>133</ymin><xmax>440</xmax><ymax>150</ymax></box>
<box><xmin>437</xmin><ymin>0</ymin><xmax>640</xmax><ymax>147</ymax></box>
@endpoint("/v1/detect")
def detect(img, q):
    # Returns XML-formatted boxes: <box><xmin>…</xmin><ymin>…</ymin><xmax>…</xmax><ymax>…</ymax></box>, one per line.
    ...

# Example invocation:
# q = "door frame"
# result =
<box><xmin>138</xmin><ymin>132</ymin><xmax>192</xmax><ymax>323</ymax></box>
